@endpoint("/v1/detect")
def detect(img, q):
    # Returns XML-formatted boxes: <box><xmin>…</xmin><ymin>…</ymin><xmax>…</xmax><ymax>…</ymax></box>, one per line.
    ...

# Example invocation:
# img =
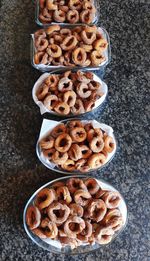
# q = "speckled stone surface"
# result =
<box><xmin>0</xmin><ymin>0</ymin><xmax>150</xmax><ymax>260</ymax></box>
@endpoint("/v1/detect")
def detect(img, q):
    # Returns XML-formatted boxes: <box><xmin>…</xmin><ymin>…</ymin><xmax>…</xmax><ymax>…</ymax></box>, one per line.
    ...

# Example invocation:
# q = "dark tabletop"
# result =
<box><xmin>0</xmin><ymin>0</ymin><xmax>149</xmax><ymax>260</ymax></box>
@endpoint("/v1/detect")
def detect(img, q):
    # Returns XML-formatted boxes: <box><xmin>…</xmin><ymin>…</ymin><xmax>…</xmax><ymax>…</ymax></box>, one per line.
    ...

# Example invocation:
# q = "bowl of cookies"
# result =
<box><xmin>32</xmin><ymin>70</ymin><xmax>108</xmax><ymax>117</ymax></box>
<box><xmin>35</xmin><ymin>0</ymin><xmax>99</xmax><ymax>26</ymax></box>
<box><xmin>23</xmin><ymin>176</ymin><xmax>127</xmax><ymax>254</ymax></box>
<box><xmin>31</xmin><ymin>25</ymin><xmax>110</xmax><ymax>72</ymax></box>
<box><xmin>36</xmin><ymin>119</ymin><xmax>117</xmax><ymax>174</ymax></box>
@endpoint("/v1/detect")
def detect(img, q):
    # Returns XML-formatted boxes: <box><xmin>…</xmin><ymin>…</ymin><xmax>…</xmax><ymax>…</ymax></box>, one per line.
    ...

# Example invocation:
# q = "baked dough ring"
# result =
<box><xmin>72</xmin><ymin>48</ymin><xmax>87</xmax><ymax>66</ymax></box>
<box><xmin>51</xmin><ymin>123</ymin><xmax>66</xmax><ymax>138</ymax></box>
<box><xmin>84</xmin><ymin>199</ymin><xmax>107</xmax><ymax>222</ymax></box>
<box><xmin>35</xmin><ymin>37</ymin><xmax>49</xmax><ymax>51</ymax></box>
<box><xmin>104</xmin><ymin>136</ymin><xmax>115</xmax><ymax>153</ymax></box>
<box><xmin>102</xmin><ymin>191</ymin><xmax>121</xmax><ymax>209</ymax></box>
<box><xmin>87</xmin><ymin>153</ymin><xmax>106</xmax><ymax>169</ymax></box>
<box><xmin>70</xmin><ymin>203</ymin><xmax>84</xmax><ymax>217</ymax></box>
<box><xmin>45</xmin><ymin>74</ymin><xmax>59</xmax><ymax>91</ymax></box>
<box><xmin>58</xmin><ymin>77</ymin><xmax>73</xmax><ymax>92</ymax></box>
<box><xmin>77</xmin><ymin>220</ymin><xmax>92</xmax><ymax>242</ymax></box>
<box><xmin>70</xmin><ymin>127</ymin><xmax>87</xmax><ymax>142</ymax></box>
<box><xmin>43</xmin><ymin>148</ymin><xmax>56</xmax><ymax>160</ymax></box>
<box><xmin>63</xmin><ymin>91</ymin><xmax>76</xmax><ymax>107</ymax></box>
<box><xmin>61</xmin><ymin>36</ymin><xmax>78</xmax><ymax>51</ymax></box>
<box><xmin>35</xmin><ymin>188</ymin><xmax>56</xmax><ymax>209</ymax></box>
<box><xmin>93</xmin><ymin>38</ymin><xmax>108</xmax><ymax>52</ymax></box>
<box><xmin>55</xmin><ymin>133</ymin><xmax>72</xmax><ymax>152</ymax></box>
<box><xmin>74</xmin><ymin>189</ymin><xmax>91</xmax><ymax>206</ymax></box>
<box><xmin>66</xmin><ymin>10</ymin><xmax>79</xmax><ymax>24</ymax></box>
<box><xmin>89</xmin><ymin>137</ymin><xmax>104</xmax><ymax>153</ymax></box>
<box><xmin>47</xmin><ymin>202</ymin><xmax>70</xmax><ymax>225</ymax></box>
<box><xmin>61</xmin><ymin>159</ymin><xmax>75</xmax><ymax>171</ymax></box>
<box><xmin>46</xmin><ymin>0</ymin><xmax>58</xmax><ymax>10</ymax></box>
<box><xmin>36</xmin><ymin>84</ymin><xmax>49</xmax><ymax>100</ymax></box>
<box><xmin>103</xmin><ymin>209</ymin><xmax>123</xmax><ymax>232</ymax></box>
<box><xmin>80</xmin><ymin>145</ymin><xmax>92</xmax><ymax>159</ymax></box>
<box><xmin>68</xmin><ymin>0</ymin><xmax>82</xmax><ymax>10</ymax></box>
<box><xmin>56</xmin><ymin>186</ymin><xmax>72</xmax><ymax>204</ymax></box>
<box><xmin>68</xmin><ymin>144</ymin><xmax>82</xmax><ymax>161</ymax></box>
<box><xmin>71</xmin><ymin>99</ymin><xmax>85</xmax><ymax>114</ymax></box>
<box><xmin>64</xmin><ymin>216</ymin><xmax>85</xmax><ymax>238</ymax></box>
<box><xmin>47</xmin><ymin>44</ymin><xmax>62</xmax><ymax>58</ymax></box>
<box><xmin>81</xmin><ymin>28</ymin><xmax>96</xmax><ymax>44</ymax></box>
<box><xmin>39</xmin><ymin>135</ymin><xmax>54</xmax><ymax>150</ymax></box>
<box><xmin>52</xmin><ymin>151</ymin><xmax>68</xmax><ymax>165</ymax></box>
<box><xmin>53</xmin><ymin>10</ymin><xmax>66</xmax><ymax>22</ymax></box>
<box><xmin>66</xmin><ymin>178</ymin><xmax>87</xmax><ymax>193</ymax></box>
<box><xmin>84</xmin><ymin>178</ymin><xmax>100</xmax><ymax>195</ymax></box>
<box><xmin>46</xmin><ymin>25</ymin><xmax>60</xmax><ymax>35</ymax></box>
<box><xmin>80</xmin><ymin>10</ymin><xmax>94</xmax><ymax>24</ymax></box>
<box><xmin>77</xmin><ymin>83</ymin><xmax>91</xmax><ymax>98</ymax></box>
<box><xmin>95</xmin><ymin>226</ymin><xmax>114</xmax><ymax>245</ymax></box>
<box><xmin>26</xmin><ymin>206</ymin><xmax>41</xmax><ymax>230</ymax></box>
<box><xmin>67</xmin><ymin>120</ymin><xmax>84</xmax><ymax>129</ymax></box>
<box><xmin>91</xmin><ymin>50</ymin><xmax>105</xmax><ymax>66</ymax></box>
<box><xmin>34</xmin><ymin>52</ymin><xmax>49</xmax><ymax>65</ymax></box>
<box><xmin>41</xmin><ymin>218</ymin><xmax>58</xmax><ymax>238</ymax></box>
<box><xmin>43</xmin><ymin>94</ymin><xmax>58</xmax><ymax>110</ymax></box>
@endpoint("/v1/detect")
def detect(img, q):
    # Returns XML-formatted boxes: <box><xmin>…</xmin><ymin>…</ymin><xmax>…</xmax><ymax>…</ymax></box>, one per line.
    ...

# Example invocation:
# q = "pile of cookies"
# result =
<box><xmin>24</xmin><ymin>0</ymin><xmax>127</xmax><ymax>253</ymax></box>
<box><xmin>38</xmin><ymin>0</ymin><xmax>97</xmax><ymax>24</ymax></box>
<box><xmin>26</xmin><ymin>177</ymin><xmax>124</xmax><ymax>249</ymax></box>
<box><xmin>34</xmin><ymin>25</ymin><xmax>108</xmax><ymax>66</ymax></box>
<box><xmin>36</xmin><ymin>71</ymin><xmax>104</xmax><ymax>115</ymax></box>
<box><xmin>39</xmin><ymin>120</ymin><xmax>115</xmax><ymax>172</ymax></box>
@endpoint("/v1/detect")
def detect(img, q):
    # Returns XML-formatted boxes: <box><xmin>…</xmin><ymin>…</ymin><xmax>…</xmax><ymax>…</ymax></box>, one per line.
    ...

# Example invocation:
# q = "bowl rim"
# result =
<box><xmin>36</xmin><ymin>118</ymin><xmax>118</xmax><ymax>175</ymax></box>
<box><xmin>23</xmin><ymin>175</ymin><xmax>128</xmax><ymax>255</ymax></box>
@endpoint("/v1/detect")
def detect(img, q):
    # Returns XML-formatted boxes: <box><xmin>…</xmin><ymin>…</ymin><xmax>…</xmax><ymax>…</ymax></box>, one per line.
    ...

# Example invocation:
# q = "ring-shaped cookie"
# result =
<box><xmin>72</xmin><ymin>48</ymin><xmax>87</xmax><ymax>66</ymax></box>
<box><xmin>61</xmin><ymin>35</ymin><xmax>78</xmax><ymax>51</ymax></box>
<box><xmin>104</xmin><ymin>136</ymin><xmax>115</xmax><ymax>153</ymax></box>
<box><xmin>35</xmin><ymin>188</ymin><xmax>56</xmax><ymax>209</ymax></box>
<box><xmin>47</xmin><ymin>202</ymin><xmax>70</xmax><ymax>225</ymax></box>
<box><xmin>91</xmin><ymin>50</ymin><xmax>105</xmax><ymax>66</ymax></box>
<box><xmin>84</xmin><ymin>199</ymin><xmax>107</xmax><ymax>222</ymax></box>
<box><xmin>43</xmin><ymin>94</ymin><xmax>58</xmax><ymax>110</ymax></box>
<box><xmin>68</xmin><ymin>144</ymin><xmax>82</xmax><ymax>161</ymax></box>
<box><xmin>89</xmin><ymin>137</ymin><xmax>104</xmax><ymax>153</ymax></box>
<box><xmin>66</xmin><ymin>10</ymin><xmax>79</xmax><ymax>24</ymax></box>
<box><xmin>39</xmin><ymin>135</ymin><xmax>54</xmax><ymax>150</ymax></box>
<box><xmin>53</xmin><ymin>10</ymin><xmax>66</xmax><ymax>22</ymax></box>
<box><xmin>74</xmin><ymin>189</ymin><xmax>91</xmax><ymax>206</ymax></box>
<box><xmin>51</xmin><ymin>123</ymin><xmax>66</xmax><ymax>138</ymax></box>
<box><xmin>84</xmin><ymin>178</ymin><xmax>100</xmax><ymax>195</ymax></box>
<box><xmin>77</xmin><ymin>83</ymin><xmax>91</xmax><ymax>98</ymax></box>
<box><xmin>26</xmin><ymin>206</ymin><xmax>41</xmax><ymax>230</ymax></box>
<box><xmin>61</xmin><ymin>159</ymin><xmax>75</xmax><ymax>171</ymax></box>
<box><xmin>54</xmin><ymin>102</ymin><xmax>70</xmax><ymax>115</ymax></box>
<box><xmin>34</xmin><ymin>52</ymin><xmax>49</xmax><ymax>65</ymax></box>
<box><xmin>87</xmin><ymin>153</ymin><xmax>106</xmax><ymax>169</ymax></box>
<box><xmin>52</xmin><ymin>151</ymin><xmax>68</xmax><ymax>165</ymax></box>
<box><xmin>58</xmin><ymin>77</ymin><xmax>73</xmax><ymax>92</ymax></box>
<box><xmin>56</xmin><ymin>186</ymin><xmax>72</xmax><ymax>204</ymax></box>
<box><xmin>36</xmin><ymin>84</ymin><xmax>49</xmax><ymax>100</ymax></box>
<box><xmin>47</xmin><ymin>44</ymin><xmax>62</xmax><ymax>58</ymax></box>
<box><xmin>55</xmin><ymin>133</ymin><xmax>72</xmax><ymax>152</ymax></box>
<box><xmin>63</xmin><ymin>91</ymin><xmax>76</xmax><ymax>107</ymax></box>
<box><xmin>70</xmin><ymin>127</ymin><xmax>87</xmax><ymax>142</ymax></box>
<box><xmin>102</xmin><ymin>191</ymin><xmax>121</xmax><ymax>209</ymax></box>
<box><xmin>64</xmin><ymin>216</ymin><xmax>85</xmax><ymax>238</ymax></box>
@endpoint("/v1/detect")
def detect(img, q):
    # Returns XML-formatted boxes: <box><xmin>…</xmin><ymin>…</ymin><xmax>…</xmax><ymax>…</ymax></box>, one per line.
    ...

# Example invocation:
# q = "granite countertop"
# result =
<box><xmin>0</xmin><ymin>0</ymin><xmax>149</xmax><ymax>260</ymax></box>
